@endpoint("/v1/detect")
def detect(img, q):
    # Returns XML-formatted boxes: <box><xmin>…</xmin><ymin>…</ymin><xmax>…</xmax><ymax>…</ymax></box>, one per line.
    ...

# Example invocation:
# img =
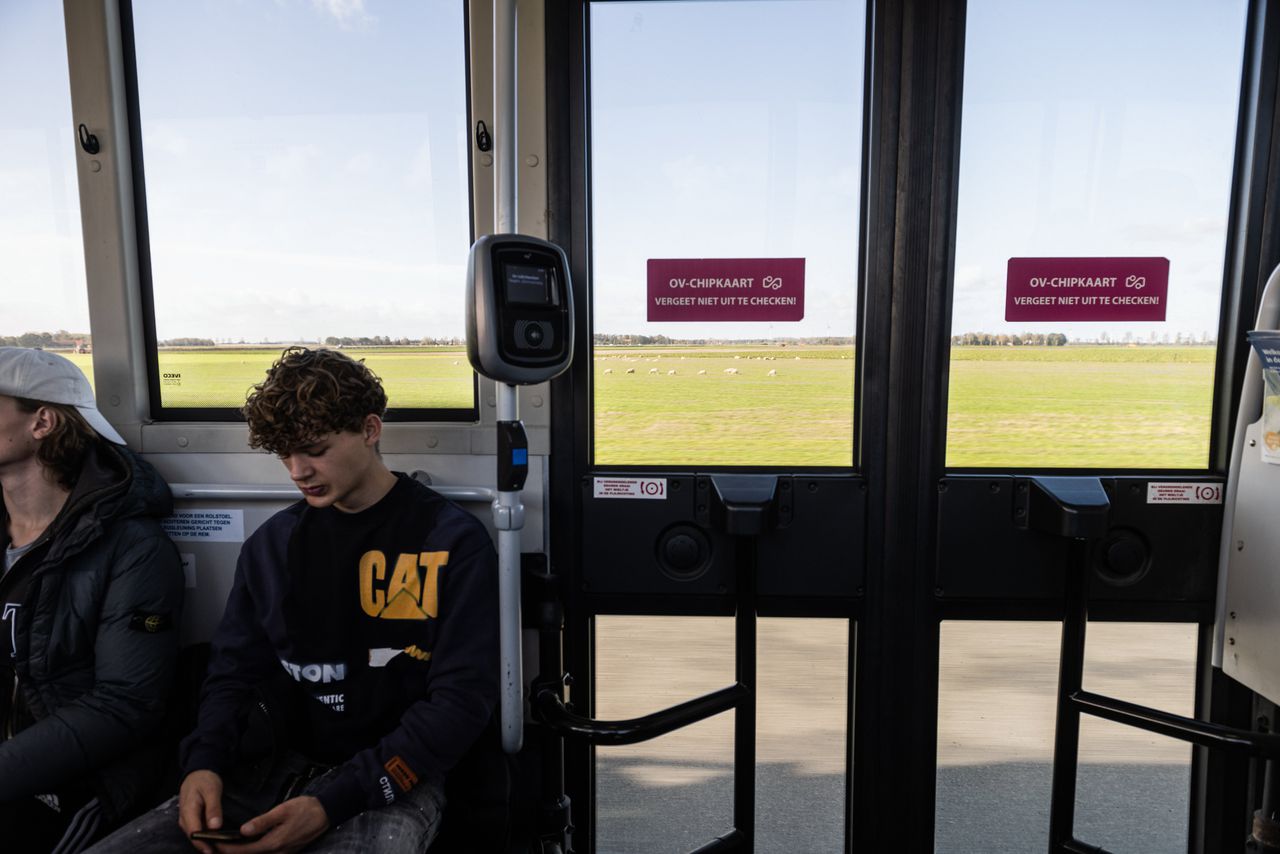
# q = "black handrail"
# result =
<box><xmin>689</xmin><ymin>829</ymin><xmax>747</xmax><ymax>853</ymax></box>
<box><xmin>532</xmin><ymin>683</ymin><xmax>749</xmax><ymax>746</ymax></box>
<box><xmin>1070</xmin><ymin>690</ymin><xmax>1280</xmax><ymax>760</ymax></box>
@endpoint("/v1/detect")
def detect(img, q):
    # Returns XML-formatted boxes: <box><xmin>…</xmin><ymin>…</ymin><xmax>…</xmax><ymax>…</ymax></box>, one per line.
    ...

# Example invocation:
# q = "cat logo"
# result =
<box><xmin>359</xmin><ymin>550</ymin><xmax>448</xmax><ymax>620</ymax></box>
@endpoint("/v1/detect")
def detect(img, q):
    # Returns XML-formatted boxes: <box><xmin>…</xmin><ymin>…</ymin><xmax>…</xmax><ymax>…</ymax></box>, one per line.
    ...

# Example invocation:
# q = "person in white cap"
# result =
<box><xmin>0</xmin><ymin>347</ymin><xmax>184</xmax><ymax>852</ymax></box>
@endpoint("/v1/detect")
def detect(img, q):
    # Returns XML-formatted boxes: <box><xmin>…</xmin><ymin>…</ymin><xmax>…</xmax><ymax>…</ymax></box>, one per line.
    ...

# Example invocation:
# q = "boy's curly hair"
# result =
<box><xmin>242</xmin><ymin>347</ymin><xmax>388</xmax><ymax>455</ymax></box>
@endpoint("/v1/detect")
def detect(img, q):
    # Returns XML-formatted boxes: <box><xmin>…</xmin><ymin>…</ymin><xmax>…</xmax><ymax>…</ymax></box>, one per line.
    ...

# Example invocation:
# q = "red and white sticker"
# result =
<box><xmin>593</xmin><ymin>477</ymin><xmax>668</xmax><ymax>500</ymax></box>
<box><xmin>1146</xmin><ymin>482</ymin><xmax>1223</xmax><ymax>504</ymax></box>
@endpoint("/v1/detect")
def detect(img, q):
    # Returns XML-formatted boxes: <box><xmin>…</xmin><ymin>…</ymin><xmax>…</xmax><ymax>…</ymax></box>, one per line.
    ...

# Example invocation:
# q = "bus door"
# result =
<box><xmin>542</xmin><ymin>1</ymin><xmax>1264</xmax><ymax>852</ymax></box>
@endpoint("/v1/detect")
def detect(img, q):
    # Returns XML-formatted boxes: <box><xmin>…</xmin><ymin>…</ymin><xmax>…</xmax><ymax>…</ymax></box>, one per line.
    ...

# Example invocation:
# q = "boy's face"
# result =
<box><xmin>278</xmin><ymin>414</ymin><xmax>386</xmax><ymax>513</ymax></box>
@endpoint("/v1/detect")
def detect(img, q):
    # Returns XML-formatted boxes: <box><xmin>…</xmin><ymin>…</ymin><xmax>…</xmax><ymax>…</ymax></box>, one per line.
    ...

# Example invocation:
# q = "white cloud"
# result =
<box><xmin>309</xmin><ymin>0</ymin><xmax>374</xmax><ymax>28</ymax></box>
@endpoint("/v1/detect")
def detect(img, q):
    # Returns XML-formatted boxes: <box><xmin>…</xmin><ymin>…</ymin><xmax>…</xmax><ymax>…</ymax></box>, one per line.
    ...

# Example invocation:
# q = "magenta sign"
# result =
<box><xmin>647</xmin><ymin>258</ymin><xmax>805</xmax><ymax>322</ymax></box>
<box><xmin>1005</xmin><ymin>257</ymin><xmax>1169</xmax><ymax>322</ymax></box>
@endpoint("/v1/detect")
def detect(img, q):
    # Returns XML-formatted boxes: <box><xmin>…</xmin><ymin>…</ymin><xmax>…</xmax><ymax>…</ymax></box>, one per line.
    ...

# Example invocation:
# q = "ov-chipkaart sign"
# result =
<box><xmin>647</xmin><ymin>258</ymin><xmax>805</xmax><ymax>322</ymax></box>
<box><xmin>1005</xmin><ymin>257</ymin><xmax>1169</xmax><ymax>322</ymax></box>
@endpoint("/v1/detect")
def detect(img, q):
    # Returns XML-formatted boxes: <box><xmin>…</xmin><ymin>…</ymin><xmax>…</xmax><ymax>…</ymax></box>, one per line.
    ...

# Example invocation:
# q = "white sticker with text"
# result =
<box><xmin>593</xmin><ymin>477</ymin><xmax>668</xmax><ymax>500</ymax></box>
<box><xmin>162</xmin><ymin>509</ymin><xmax>246</xmax><ymax>542</ymax></box>
<box><xmin>1146</xmin><ymin>483</ymin><xmax>1223</xmax><ymax>504</ymax></box>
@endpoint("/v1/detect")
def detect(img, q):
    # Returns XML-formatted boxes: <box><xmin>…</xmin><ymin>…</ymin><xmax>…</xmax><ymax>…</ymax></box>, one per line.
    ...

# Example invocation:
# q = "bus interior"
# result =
<box><xmin>8</xmin><ymin>0</ymin><xmax>1280</xmax><ymax>851</ymax></box>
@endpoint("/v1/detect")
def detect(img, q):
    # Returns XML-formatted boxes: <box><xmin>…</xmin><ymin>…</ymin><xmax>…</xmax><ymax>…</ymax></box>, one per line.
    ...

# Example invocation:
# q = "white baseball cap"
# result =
<box><xmin>0</xmin><ymin>347</ymin><xmax>126</xmax><ymax>445</ymax></box>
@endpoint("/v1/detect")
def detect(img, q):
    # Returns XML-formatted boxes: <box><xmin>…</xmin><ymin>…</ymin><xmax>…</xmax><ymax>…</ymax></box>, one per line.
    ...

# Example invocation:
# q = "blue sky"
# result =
<box><xmin>0</xmin><ymin>0</ymin><xmax>1251</xmax><ymax>343</ymax></box>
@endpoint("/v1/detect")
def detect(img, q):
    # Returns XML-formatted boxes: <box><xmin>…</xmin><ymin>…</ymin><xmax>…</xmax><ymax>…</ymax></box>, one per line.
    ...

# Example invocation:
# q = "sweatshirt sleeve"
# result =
<box><xmin>179</xmin><ymin>537</ymin><xmax>284</xmax><ymax>777</ymax></box>
<box><xmin>0</xmin><ymin>523</ymin><xmax>184</xmax><ymax>800</ymax></box>
<box><xmin>312</xmin><ymin>531</ymin><xmax>499</xmax><ymax>826</ymax></box>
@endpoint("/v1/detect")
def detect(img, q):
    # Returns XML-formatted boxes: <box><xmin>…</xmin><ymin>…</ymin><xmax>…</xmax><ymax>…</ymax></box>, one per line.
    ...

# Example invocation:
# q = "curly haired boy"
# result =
<box><xmin>93</xmin><ymin>347</ymin><xmax>499</xmax><ymax>854</ymax></box>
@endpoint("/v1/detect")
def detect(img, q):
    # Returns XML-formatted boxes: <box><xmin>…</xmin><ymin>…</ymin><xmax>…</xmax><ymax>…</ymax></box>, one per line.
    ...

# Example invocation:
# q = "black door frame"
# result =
<box><xmin>546</xmin><ymin>0</ymin><xmax>1280</xmax><ymax>851</ymax></box>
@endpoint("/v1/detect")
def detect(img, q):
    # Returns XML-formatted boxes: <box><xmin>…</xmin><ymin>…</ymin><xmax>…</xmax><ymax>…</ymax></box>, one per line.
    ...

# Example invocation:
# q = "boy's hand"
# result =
<box><xmin>233</xmin><ymin>796</ymin><xmax>330</xmax><ymax>853</ymax></box>
<box><xmin>178</xmin><ymin>770</ymin><xmax>225</xmax><ymax>854</ymax></box>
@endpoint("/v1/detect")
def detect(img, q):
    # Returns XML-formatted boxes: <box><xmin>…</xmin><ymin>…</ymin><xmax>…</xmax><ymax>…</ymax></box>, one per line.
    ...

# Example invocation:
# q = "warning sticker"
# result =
<box><xmin>647</xmin><ymin>258</ymin><xmax>805</xmax><ymax>322</ymax></box>
<box><xmin>1006</xmin><ymin>257</ymin><xmax>1169</xmax><ymax>322</ymax></box>
<box><xmin>1146</xmin><ymin>483</ymin><xmax>1223</xmax><ymax>504</ymax></box>
<box><xmin>593</xmin><ymin>477</ymin><xmax>668</xmax><ymax>500</ymax></box>
<box><xmin>162</xmin><ymin>509</ymin><xmax>246</xmax><ymax>542</ymax></box>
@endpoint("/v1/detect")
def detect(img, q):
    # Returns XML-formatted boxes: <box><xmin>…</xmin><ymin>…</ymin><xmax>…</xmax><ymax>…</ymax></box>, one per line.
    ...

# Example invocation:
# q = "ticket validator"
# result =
<box><xmin>465</xmin><ymin>234</ymin><xmax>573</xmax><ymax>754</ymax></box>
<box><xmin>467</xmin><ymin>234</ymin><xmax>573</xmax><ymax>385</ymax></box>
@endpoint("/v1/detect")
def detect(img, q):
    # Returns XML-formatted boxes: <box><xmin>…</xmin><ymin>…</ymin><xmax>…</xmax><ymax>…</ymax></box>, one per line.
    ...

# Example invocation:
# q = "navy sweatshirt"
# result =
<box><xmin>180</xmin><ymin>475</ymin><xmax>499</xmax><ymax>826</ymax></box>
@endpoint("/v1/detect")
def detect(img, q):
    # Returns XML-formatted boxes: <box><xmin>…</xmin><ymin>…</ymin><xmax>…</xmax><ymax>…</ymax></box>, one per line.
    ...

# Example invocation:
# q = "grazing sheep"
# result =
<box><xmin>626</xmin><ymin>368</ymin><xmax>635</xmax><ymax>374</ymax></box>
<box><xmin>668</xmin><ymin>370</ymin><xmax>677</xmax><ymax>375</ymax></box>
<box><xmin>767</xmin><ymin>369</ymin><xmax>777</xmax><ymax>377</ymax></box>
<box><xmin>697</xmin><ymin>369</ymin><xmax>706</xmax><ymax>375</ymax></box>
<box><xmin>649</xmin><ymin>368</ymin><xmax>659</xmax><ymax>374</ymax></box>
<box><xmin>724</xmin><ymin>368</ymin><xmax>739</xmax><ymax>375</ymax></box>
<box><xmin>604</xmin><ymin>368</ymin><xmax>613</xmax><ymax>374</ymax></box>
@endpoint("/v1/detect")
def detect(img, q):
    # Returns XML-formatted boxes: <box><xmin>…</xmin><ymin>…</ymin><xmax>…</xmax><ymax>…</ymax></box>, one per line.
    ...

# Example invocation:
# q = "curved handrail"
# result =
<box><xmin>1070</xmin><ymin>689</ymin><xmax>1280</xmax><ymax>760</ymax></box>
<box><xmin>532</xmin><ymin>683</ymin><xmax>748</xmax><ymax>746</ymax></box>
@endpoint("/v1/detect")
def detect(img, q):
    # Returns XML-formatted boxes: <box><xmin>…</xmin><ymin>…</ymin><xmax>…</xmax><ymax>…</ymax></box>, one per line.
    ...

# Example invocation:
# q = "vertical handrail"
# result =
<box><xmin>732</xmin><ymin>535</ymin><xmax>757</xmax><ymax>850</ymax></box>
<box><xmin>495</xmin><ymin>383</ymin><xmax>524</xmax><ymax>754</ymax></box>
<box><xmin>492</xmin><ymin>0</ymin><xmax>523</xmax><ymax>755</ymax></box>
<box><xmin>1048</xmin><ymin>538</ymin><xmax>1091</xmax><ymax>853</ymax></box>
<box><xmin>494</xmin><ymin>0</ymin><xmax>517</xmax><ymax>234</ymax></box>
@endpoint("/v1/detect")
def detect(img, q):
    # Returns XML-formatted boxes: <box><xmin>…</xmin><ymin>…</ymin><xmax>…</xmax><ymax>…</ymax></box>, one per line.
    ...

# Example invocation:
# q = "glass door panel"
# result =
<box><xmin>946</xmin><ymin>0</ymin><xmax>1248</xmax><ymax>469</ymax></box>
<box><xmin>589</xmin><ymin>0</ymin><xmax>865</xmax><ymax>467</ymax></box>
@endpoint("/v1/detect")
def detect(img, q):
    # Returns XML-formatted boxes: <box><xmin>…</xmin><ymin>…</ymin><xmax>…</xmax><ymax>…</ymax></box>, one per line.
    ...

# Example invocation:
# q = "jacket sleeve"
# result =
<box><xmin>0</xmin><ymin>523</ymin><xmax>184</xmax><ymax>800</ymax></box>
<box><xmin>179</xmin><ymin>545</ymin><xmax>282</xmax><ymax>777</ymax></box>
<box><xmin>313</xmin><ymin>534</ymin><xmax>499</xmax><ymax>826</ymax></box>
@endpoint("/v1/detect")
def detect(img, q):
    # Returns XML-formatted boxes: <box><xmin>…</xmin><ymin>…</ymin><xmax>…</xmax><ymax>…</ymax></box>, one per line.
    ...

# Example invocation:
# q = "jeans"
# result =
<box><xmin>85</xmin><ymin>752</ymin><xmax>445</xmax><ymax>854</ymax></box>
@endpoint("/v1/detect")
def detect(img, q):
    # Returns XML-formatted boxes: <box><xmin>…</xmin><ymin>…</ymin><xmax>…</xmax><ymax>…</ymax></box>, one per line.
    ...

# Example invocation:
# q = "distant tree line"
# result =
<box><xmin>0</xmin><ymin>330</ymin><xmax>91</xmax><ymax>350</ymax></box>
<box><xmin>159</xmin><ymin>337</ymin><xmax>216</xmax><ymax>347</ymax></box>
<box><xmin>323</xmin><ymin>336</ymin><xmax>464</xmax><ymax>347</ymax></box>
<box><xmin>952</xmin><ymin>332</ymin><xmax>1069</xmax><ymax>346</ymax></box>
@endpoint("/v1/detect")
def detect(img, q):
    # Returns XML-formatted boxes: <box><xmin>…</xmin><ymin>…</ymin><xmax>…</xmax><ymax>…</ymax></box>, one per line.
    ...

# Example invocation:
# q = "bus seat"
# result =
<box><xmin>430</xmin><ymin>715</ymin><xmax>513</xmax><ymax>852</ymax></box>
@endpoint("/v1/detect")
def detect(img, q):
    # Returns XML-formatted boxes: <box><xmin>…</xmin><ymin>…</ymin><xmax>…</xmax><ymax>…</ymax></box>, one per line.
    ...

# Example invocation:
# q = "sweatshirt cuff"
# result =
<box><xmin>314</xmin><ymin>766</ymin><xmax>367</xmax><ymax>829</ymax></box>
<box><xmin>181</xmin><ymin>745</ymin><xmax>231</xmax><ymax>779</ymax></box>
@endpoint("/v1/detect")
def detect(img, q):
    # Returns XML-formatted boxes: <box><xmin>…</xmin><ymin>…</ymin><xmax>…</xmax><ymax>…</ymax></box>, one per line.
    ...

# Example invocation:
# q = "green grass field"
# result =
<box><xmin>593</xmin><ymin>345</ymin><xmax>1214</xmax><ymax>468</ymax></box>
<box><xmin>67</xmin><ymin>348</ymin><xmax>475</xmax><ymax>410</ymax></box>
<box><xmin>64</xmin><ymin>345</ymin><xmax>1216</xmax><ymax>469</ymax></box>
<box><xmin>945</xmin><ymin>346</ymin><xmax>1214</xmax><ymax>469</ymax></box>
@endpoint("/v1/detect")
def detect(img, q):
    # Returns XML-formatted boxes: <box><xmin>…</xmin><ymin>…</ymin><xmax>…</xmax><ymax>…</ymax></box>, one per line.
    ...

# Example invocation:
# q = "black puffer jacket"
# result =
<box><xmin>0</xmin><ymin>441</ymin><xmax>184</xmax><ymax>822</ymax></box>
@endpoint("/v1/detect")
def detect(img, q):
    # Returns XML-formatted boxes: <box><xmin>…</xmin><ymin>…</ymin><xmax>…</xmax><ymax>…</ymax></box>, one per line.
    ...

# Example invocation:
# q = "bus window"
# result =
<box><xmin>946</xmin><ymin>0</ymin><xmax>1248</xmax><ymax>469</ymax></box>
<box><xmin>593</xmin><ymin>616</ymin><xmax>850</xmax><ymax>851</ymax></box>
<box><xmin>595</xmin><ymin>616</ymin><xmax>735</xmax><ymax>853</ymax></box>
<box><xmin>126</xmin><ymin>0</ymin><xmax>473</xmax><ymax>417</ymax></box>
<box><xmin>1075</xmin><ymin>623</ymin><xmax>1197</xmax><ymax>853</ymax></box>
<box><xmin>1</xmin><ymin>1</ymin><xmax>93</xmax><ymax>383</ymax></box>
<box><xmin>936</xmin><ymin>621</ymin><xmax>1196</xmax><ymax>854</ymax></box>
<box><xmin>755</xmin><ymin>618</ymin><xmax>848</xmax><ymax>850</ymax></box>
<box><xmin>589</xmin><ymin>0</ymin><xmax>864</xmax><ymax>467</ymax></box>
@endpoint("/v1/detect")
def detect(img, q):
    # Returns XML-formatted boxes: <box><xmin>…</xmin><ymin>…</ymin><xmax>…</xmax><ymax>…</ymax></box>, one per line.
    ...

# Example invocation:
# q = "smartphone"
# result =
<box><xmin>190</xmin><ymin>830</ymin><xmax>261</xmax><ymax>844</ymax></box>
